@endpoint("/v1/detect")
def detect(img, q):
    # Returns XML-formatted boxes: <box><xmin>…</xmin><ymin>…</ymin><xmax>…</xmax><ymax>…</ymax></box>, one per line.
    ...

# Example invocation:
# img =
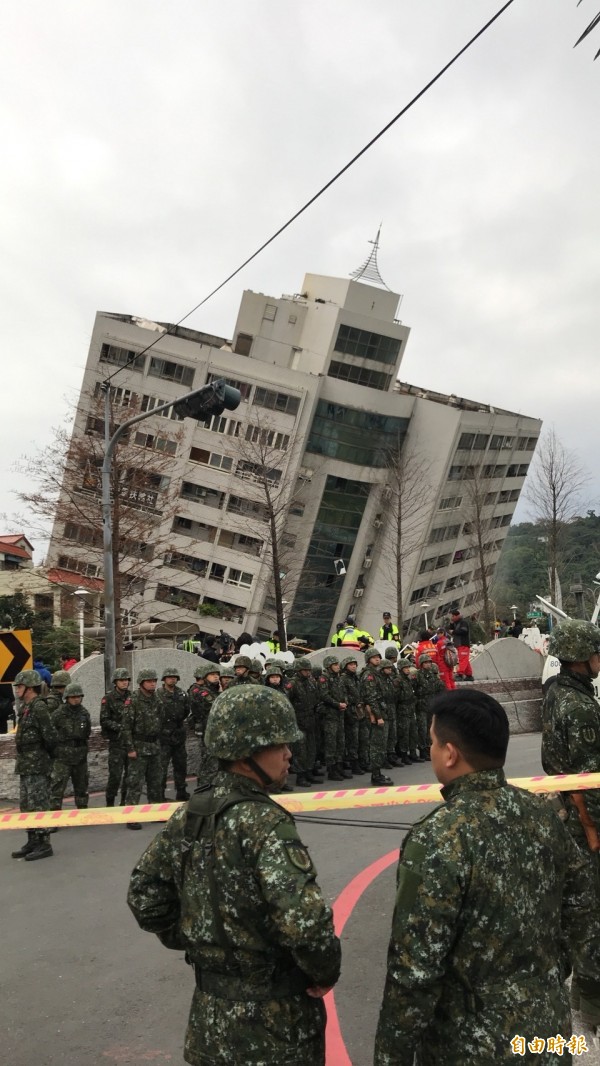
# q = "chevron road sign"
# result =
<box><xmin>0</xmin><ymin>629</ymin><xmax>33</xmax><ymax>683</ymax></box>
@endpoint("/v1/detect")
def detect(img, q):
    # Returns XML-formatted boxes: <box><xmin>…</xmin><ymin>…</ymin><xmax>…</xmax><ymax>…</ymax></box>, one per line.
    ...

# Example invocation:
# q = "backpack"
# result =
<box><xmin>443</xmin><ymin>643</ymin><xmax>459</xmax><ymax>668</ymax></box>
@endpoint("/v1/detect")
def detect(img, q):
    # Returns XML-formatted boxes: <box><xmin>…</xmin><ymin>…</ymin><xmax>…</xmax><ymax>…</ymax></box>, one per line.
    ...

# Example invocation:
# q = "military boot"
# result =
<box><xmin>175</xmin><ymin>789</ymin><xmax>190</xmax><ymax>801</ymax></box>
<box><xmin>25</xmin><ymin>834</ymin><xmax>53</xmax><ymax>861</ymax></box>
<box><xmin>340</xmin><ymin>764</ymin><xmax>353</xmax><ymax>779</ymax></box>
<box><xmin>11</xmin><ymin>831</ymin><xmax>37</xmax><ymax>859</ymax></box>
<box><xmin>106</xmin><ymin>795</ymin><xmax>115</xmax><ymax>807</ymax></box>
<box><xmin>351</xmin><ymin>760</ymin><xmax>367</xmax><ymax>775</ymax></box>
<box><xmin>370</xmin><ymin>772</ymin><xmax>393</xmax><ymax>786</ymax></box>
<box><xmin>410</xmin><ymin>750</ymin><xmax>426</xmax><ymax>763</ymax></box>
<box><xmin>398</xmin><ymin>751</ymin><xmax>412</xmax><ymax>765</ymax></box>
<box><xmin>327</xmin><ymin>765</ymin><xmax>345</xmax><ymax>781</ymax></box>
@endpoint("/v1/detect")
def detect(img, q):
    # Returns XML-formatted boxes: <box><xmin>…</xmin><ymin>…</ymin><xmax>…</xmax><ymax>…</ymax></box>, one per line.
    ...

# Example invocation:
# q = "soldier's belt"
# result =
<box><xmin>195</xmin><ymin>966</ymin><xmax>308</xmax><ymax>1001</ymax></box>
<box><xmin>132</xmin><ymin>734</ymin><xmax>159</xmax><ymax>743</ymax></box>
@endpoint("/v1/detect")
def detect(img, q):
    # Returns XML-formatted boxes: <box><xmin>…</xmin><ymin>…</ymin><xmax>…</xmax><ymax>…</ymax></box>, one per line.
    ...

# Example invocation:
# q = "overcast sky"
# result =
<box><xmin>1</xmin><ymin>0</ymin><xmax>598</xmax><ymax>559</ymax></box>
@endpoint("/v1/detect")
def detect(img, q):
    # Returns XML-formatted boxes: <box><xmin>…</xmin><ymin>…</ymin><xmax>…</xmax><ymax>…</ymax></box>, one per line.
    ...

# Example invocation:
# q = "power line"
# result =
<box><xmin>104</xmin><ymin>0</ymin><xmax>516</xmax><ymax>386</ymax></box>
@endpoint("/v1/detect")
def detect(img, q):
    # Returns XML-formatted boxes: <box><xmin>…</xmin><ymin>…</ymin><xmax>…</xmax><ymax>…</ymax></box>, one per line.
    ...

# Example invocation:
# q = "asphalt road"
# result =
<box><xmin>1</xmin><ymin>733</ymin><xmax>598</xmax><ymax>1066</ymax></box>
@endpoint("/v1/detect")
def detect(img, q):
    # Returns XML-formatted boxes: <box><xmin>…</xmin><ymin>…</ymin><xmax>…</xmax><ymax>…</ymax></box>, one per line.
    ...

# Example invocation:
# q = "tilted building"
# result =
<box><xmin>46</xmin><ymin>261</ymin><xmax>541</xmax><ymax>647</ymax></box>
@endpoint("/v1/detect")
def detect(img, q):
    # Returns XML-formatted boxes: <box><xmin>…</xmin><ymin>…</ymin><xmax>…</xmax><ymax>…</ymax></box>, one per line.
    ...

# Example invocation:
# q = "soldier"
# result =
<box><xmin>414</xmin><ymin>653</ymin><xmax>445</xmax><ymax>760</ymax></box>
<box><xmin>219</xmin><ymin>664</ymin><xmax>235</xmax><ymax>691</ymax></box>
<box><xmin>542</xmin><ymin>618</ymin><xmax>600</xmax><ymax>1029</ymax></box>
<box><xmin>158</xmin><ymin>666</ymin><xmax>191</xmax><ymax>801</ymax></box>
<box><xmin>11</xmin><ymin>668</ymin><xmax>58</xmax><ymax>862</ymax></box>
<box><xmin>50</xmin><ymin>682</ymin><xmax>91</xmax><ymax>811</ymax></box>
<box><xmin>230</xmin><ymin>655</ymin><xmax>254</xmax><ymax>686</ymax></box>
<box><xmin>188</xmin><ymin>663</ymin><xmax>221</xmax><ymax>785</ymax></box>
<box><xmin>289</xmin><ymin>658</ymin><xmax>322</xmax><ymax>787</ymax></box>
<box><xmin>341</xmin><ymin>655</ymin><xmax>368</xmax><ymax>775</ymax></box>
<box><xmin>375</xmin><ymin>688</ymin><xmax>593</xmax><ymax>1065</ymax></box>
<box><xmin>317</xmin><ymin>655</ymin><xmax>351</xmax><ymax>782</ymax></box>
<box><xmin>263</xmin><ymin>665</ymin><xmax>285</xmax><ymax>691</ymax></box>
<box><xmin>249</xmin><ymin>658</ymin><xmax>264</xmax><ymax>683</ymax></box>
<box><xmin>396</xmin><ymin>659</ymin><xmax>421</xmax><ymax>764</ymax></box>
<box><xmin>377</xmin><ymin>661</ymin><xmax>400</xmax><ymax>769</ymax></box>
<box><xmin>127</xmin><ymin>686</ymin><xmax>341</xmax><ymax>1066</ymax></box>
<box><xmin>122</xmin><ymin>668</ymin><xmax>164</xmax><ymax>830</ymax></box>
<box><xmin>100</xmin><ymin>667</ymin><xmax>131</xmax><ymax>806</ymax></box>
<box><xmin>360</xmin><ymin>649</ymin><xmax>392</xmax><ymax>786</ymax></box>
<box><xmin>382</xmin><ymin>648</ymin><xmax>401</xmax><ymax>767</ymax></box>
<box><xmin>46</xmin><ymin>670</ymin><xmax>71</xmax><ymax>714</ymax></box>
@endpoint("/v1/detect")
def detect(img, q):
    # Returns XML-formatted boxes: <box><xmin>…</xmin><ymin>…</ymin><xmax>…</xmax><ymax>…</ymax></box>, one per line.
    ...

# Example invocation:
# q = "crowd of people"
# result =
<box><xmin>8</xmin><ymin>614</ymin><xmax>600</xmax><ymax>1062</ymax></box>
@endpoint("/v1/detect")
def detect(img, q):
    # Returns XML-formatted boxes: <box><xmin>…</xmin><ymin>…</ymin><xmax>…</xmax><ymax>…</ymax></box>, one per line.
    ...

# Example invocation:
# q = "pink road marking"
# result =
<box><xmin>325</xmin><ymin>849</ymin><xmax>399</xmax><ymax>1066</ymax></box>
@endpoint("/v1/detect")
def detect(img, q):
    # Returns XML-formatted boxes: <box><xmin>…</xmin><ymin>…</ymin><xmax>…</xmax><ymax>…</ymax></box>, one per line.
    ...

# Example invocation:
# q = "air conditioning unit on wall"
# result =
<box><xmin>363</xmin><ymin>558</ymin><xmax>372</xmax><ymax>569</ymax></box>
<box><xmin>353</xmin><ymin>587</ymin><xmax>364</xmax><ymax>598</ymax></box>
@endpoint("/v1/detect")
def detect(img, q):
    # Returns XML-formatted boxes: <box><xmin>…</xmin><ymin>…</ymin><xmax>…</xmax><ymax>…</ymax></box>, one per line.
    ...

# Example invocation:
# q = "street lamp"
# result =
<box><xmin>101</xmin><ymin>378</ymin><xmax>241</xmax><ymax>687</ymax></box>
<box><xmin>510</xmin><ymin>604</ymin><xmax>519</xmax><ymax>621</ymax></box>
<box><xmin>74</xmin><ymin>586</ymin><xmax>91</xmax><ymax>662</ymax></box>
<box><xmin>420</xmin><ymin>602</ymin><xmax>431</xmax><ymax>629</ymax></box>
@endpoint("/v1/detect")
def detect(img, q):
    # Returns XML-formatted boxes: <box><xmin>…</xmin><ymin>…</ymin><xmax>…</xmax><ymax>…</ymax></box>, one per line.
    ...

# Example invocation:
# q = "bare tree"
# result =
<box><xmin>381</xmin><ymin>438</ymin><xmax>434</xmax><ymax>632</ymax></box>
<box><xmin>525</xmin><ymin>428</ymin><xmax>589</xmax><ymax>606</ymax></box>
<box><xmin>228</xmin><ymin>413</ymin><xmax>314</xmax><ymax>650</ymax></box>
<box><xmin>575</xmin><ymin>3</ymin><xmax>600</xmax><ymax>59</ymax></box>
<box><xmin>15</xmin><ymin>387</ymin><xmax>182</xmax><ymax>653</ymax></box>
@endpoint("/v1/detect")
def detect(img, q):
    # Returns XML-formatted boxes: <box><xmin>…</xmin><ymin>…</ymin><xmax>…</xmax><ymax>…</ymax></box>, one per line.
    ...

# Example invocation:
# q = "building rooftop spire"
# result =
<box><xmin>350</xmin><ymin>226</ymin><xmax>391</xmax><ymax>290</ymax></box>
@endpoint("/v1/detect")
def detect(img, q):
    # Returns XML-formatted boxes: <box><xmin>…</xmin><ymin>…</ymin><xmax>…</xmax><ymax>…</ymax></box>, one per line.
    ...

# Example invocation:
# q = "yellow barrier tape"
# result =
<box><xmin>1</xmin><ymin>772</ymin><xmax>600</xmax><ymax>830</ymax></box>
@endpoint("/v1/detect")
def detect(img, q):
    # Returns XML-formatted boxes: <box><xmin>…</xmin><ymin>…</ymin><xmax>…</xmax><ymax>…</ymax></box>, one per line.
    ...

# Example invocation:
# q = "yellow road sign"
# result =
<box><xmin>0</xmin><ymin>629</ymin><xmax>33</xmax><ymax>683</ymax></box>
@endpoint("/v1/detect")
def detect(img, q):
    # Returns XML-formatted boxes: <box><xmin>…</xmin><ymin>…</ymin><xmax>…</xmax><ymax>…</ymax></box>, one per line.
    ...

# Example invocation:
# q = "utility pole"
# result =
<box><xmin>101</xmin><ymin>379</ymin><xmax>240</xmax><ymax>687</ymax></box>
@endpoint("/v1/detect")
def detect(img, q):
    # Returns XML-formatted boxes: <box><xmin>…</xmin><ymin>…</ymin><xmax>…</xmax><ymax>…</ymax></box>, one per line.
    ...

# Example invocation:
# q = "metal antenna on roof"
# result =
<box><xmin>350</xmin><ymin>226</ymin><xmax>391</xmax><ymax>290</ymax></box>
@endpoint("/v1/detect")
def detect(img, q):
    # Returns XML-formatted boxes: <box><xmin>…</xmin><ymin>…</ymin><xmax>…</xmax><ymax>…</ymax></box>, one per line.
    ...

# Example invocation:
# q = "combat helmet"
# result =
<box><xmin>51</xmin><ymin>670</ymin><xmax>72</xmax><ymax>688</ymax></box>
<box><xmin>323</xmin><ymin>654</ymin><xmax>339</xmax><ymax>670</ymax></box>
<box><xmin>194</xmin><ymin>662</ymin><xmax>221</xmax><ymax>680</ymax></box>
<box><xmin>14</xmin><ymin>669</ymin><xmax>42</xmax><ymax>687</ymax></box>
<box><xmin>251</xmin><ymin>658</ymin><xmax>264</xmax><ymax>675</ymax></box>
<box><xmin>64</xmin><ymin>682</ymin><xmax>84</xmax><ymax>698</ymax></box>
<box><xmin>205</xmin><ymin>687</ymin><xmax>303</xmax><ymax>760</ymax></box>
<box><xmin>295</xmin><ymin>657</ymin><xmax>312</xmax><ymax>671</ymax></box>
<box><xmin>385</xmin><ymin>647</ymin><xmax>399</xmax><ymax>660</ymax></box>
<box><xmin>418</xmin><ymin>652</ymin><xmax>435</xmax><ymax>667</ymax></box>
<box><xmin>264</xmin><ymin>665</ymin><xmax>282</xmax><ymax>677</ymax></box>
<box><xmin>340</xmin><ymin>655</ymin><xmax>358</xmax><ymax>669</ymax></box>
<box><xmin>364</xmin><ymin>647</ymin><xmax>382</xmax><ymax>665</ymax></box>
<box><xmin>548</xmin><ymin>619</ymin><xmax>600</xmax><ymax>663</ymax></box>
<box><xmin>219</xmin><ymin>664</ymin><xmax>235</xmax><ymax>678</ymax></box>
<box><xmin>234</xmin><ymin>655</ymin><xmax>252</xmax><ymax>671</ymax></box>
<box><xmin>161</xmin><ymin>666</ymin><xmax>180</xmax><ymax>680</ymax></box>
<box><xmin>112</xmin><ymin>668</ymin><xmax>131</xmax><ymax>683</ymax></box>
<box><xmin>137</xmin><ymin>667</ymin><xmax>158</xmax><ymax>684</ymax></box>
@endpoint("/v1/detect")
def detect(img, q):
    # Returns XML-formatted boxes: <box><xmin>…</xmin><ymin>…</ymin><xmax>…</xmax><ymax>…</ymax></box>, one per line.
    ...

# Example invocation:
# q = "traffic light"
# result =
<box><xmin>172</xmin><ymin>379</ymin><xmax>241</xmax><ymax>421</ymax></box>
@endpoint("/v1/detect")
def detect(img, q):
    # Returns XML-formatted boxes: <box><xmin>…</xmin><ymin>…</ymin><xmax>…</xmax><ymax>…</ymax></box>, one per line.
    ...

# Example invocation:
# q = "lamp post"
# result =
<box><xmin>510</xmin><ymin>604</ymin><xmax>519</xmax><ymax>621</ymax></box>
<box><xmin>420</xmin><ymin>602</ymin><xmax>431</xmax><ymax>629</ymax></box>
<box><xmin>74</xmin><ymin>586</ymin><xmax>91</xmax><ymax>662</ymax></box>
<box><xmin>101</xmin><ymin>378</ymin><xmax>240</xmax><ymax>688</ymax></box>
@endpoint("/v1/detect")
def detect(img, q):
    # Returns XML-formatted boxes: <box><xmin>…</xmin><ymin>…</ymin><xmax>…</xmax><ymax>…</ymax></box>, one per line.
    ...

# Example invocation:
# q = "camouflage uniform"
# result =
<box><xmin>122</xmin><ymin>686</ymin><xmax>164</xmax><ymax>804</ymax></box>
<box><xmin>375</xmin><ymin>768</ymin><xmax>593</xmax><ymax>1065</ymax></box>
<box><xmin>317</xmin><ymin>657</ymin><xmax>347</xmax><ymax>775</ymax></box>
<box><xmin>46</xmin><ymin>670</ymin><xmax>71</xmax><ymax>714</ymax></box>
<box><xmin>360</xmin><ymin>658</ymin><xmax>389</xmax><ymax>778</ymax></box>
<box><xmin>127</xmin><ymin>686</ymin><xmax>341</xmax><ymax>1066</ymax></box>
<box><xmin>14</xmin><ymin>685</ymin><xmax>58</xmax><ymax>852</ymax></box>
<box><xmin>341</xmin><ymin>657</ymin><xmax>368</xmax><ymax>772</ymax></box>
<box><xmin>378</xmin><ymin>663</ymin><xmax>399</xmax><ymax>766</ymax></box>
<box><xmin>542</xmin><ymin>620</ymin><xmax>600</xmax><ymax>1021</ymax></box>
<box><xmin>289</xmin><ymin>660</ymin><xmax>319</xmax><ymax>782</ymax></box>
<box><xmin>414</xmin><ymin>658</ymin><xmax>445</xmax><ymax>755</ymax></box>
<box><xmin>158</xmin><ymin>678</ymin><xmax>191</xmax><ymax>800</ymax></box>
<box><xmin>396</xmin><ymin>666</ymin><xmax>419</xmax><ymax>762</ymax></box>
<box><xmin>188</xmin><ymin>669</ymin><xmax>221</xmax><ymax>785</ymax></box>
<box><xmin>50</xmin><ymin>690</ymin><xmax>91</xmax><ymax>809</ymax></box>
<box><xmin>100</xmin><ymin>683</ymin><xmax>131</xmax><ymax>805</ymax></box>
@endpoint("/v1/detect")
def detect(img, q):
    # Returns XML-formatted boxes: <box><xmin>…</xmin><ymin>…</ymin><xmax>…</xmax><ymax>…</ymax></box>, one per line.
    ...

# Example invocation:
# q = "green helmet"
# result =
<box><xmin>385</xmin><ymin>647</ymin><xmax>399</xmax><ymax>660</ymax></box>
<box><xmin>14</xmin><ymin>669</ymin><xmax>42</xmax><ymax>687</ymax></box>
<box><xmin>548</xmin><ymin>619</ymin><xmax>600</xmax><ymax>663</ymax></box>
<box><xmin>219</xmin><ymin>665</ymin><xmax>235</xmax><ymax>678</ymax></box>
<box><xmin>112</xmin><ymin>668</ymin><xmax>131</xmax><ymax>683</ymax></box>
<box><xmin>341</xmin><ymin>655</ymin><xmax>358</xmax><ymax>668</ymax></box>
<box><xmin>64</xmin><ymin>682</ymin><xmax>84</xmax><ymax>698</ymax></box>
<box><xmin>162</xmin><ymin>666</ymin><xmax>180</xmax><ymax>680</ymax></box>
<box><xmin>377</xmin><ymin>660</ymin><xmax>393</xmax><ymax>671</ymax></box>
<box><xmin>51</xmin><ymin>670</ymin><xmax>72</xmax><ymax>688</ymax></box>
<box><xmin>264</xmin><ymin>665</ymin><xmax>282</xmax><ymax>678</ymax></box>
<box><xmin>364</xmin><ymin>648</ymin><xmax>382</xmax><ymax>665</ymax></box>
<box><xmin>137</xmin><ymin>668</ymin><xmax>158</xmax><ymax>683</ymax></box>
<box><xmin>323</xmin><ymin>654</ymin><xmax>339</xmax><ymax>670</ymax></box>
<box><xmin>205</xmin><ymin>687</ymin><xmax>303</xmax><ymax>760</ymax></box>
<box><xmin>295</xmin><ymin>657</ymin><xmax>312</xmax><ymax>671</ymax></box>
<box><xmin>251</xmin><ymin>658</ymin><xmax>264</xmax><ymax>674</ymax></box>
<box><xmin>235</xmin><ymin>655</ymin><xmax>252</xmax><ymax>670</ymax></box>
<box><xmin>195</xmin><ymin>662</ymin><xmax>220</xmax><ymax>680</ymax></box>
<box><xmin>418</xmin><ymin>652</ymin><xmax>435</xmax><ymax>667</ymax></box>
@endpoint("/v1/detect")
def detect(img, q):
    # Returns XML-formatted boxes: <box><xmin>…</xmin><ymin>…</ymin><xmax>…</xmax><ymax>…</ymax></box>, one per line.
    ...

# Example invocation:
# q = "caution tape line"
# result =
<box><xmin>1</xmin><ymin>772</ymin><xmax>600</xmax><ymax>829</ymax></box>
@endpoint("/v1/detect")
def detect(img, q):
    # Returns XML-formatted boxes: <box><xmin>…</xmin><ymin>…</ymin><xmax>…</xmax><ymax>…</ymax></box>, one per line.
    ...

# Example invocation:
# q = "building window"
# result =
<box><xmin>253</xmin><ymin>387</ymin><xmax>300</xmax><ymax>416</ymax></box>
<box><xmin>439</xmin><ymin>495</ymin><xmax>462</xmax><ymax>511</ymax></box>
<box><xmin>209</xmin><ymin>563</ymin><xmax>226</xmax><ymax>583</ymax></box>
<box><xmin>134</xmin><ymin>431</ymin><xmax>177</xmax><ymax>455</ymax></box>
<box><xmin>234</xmin><ymin>333</ymin><xmax>253</xmax><ymax>356</ymax></box>
<box><xmin>245</xmin><ymin>425</ymin><xmax>290</xmax><ymax>450</ymax></box>
<box><xmin>99</xmin><ymin>343</ymin><xmax>145</xmax><ymax>372</ymax></box>
<box><xmin>236</xmin><ymin>460</ymin><xmax>281</xmax><ymax>484</ymax></box>
<box><xmin>227</xmin><ymin>568</ymin><xmax>253</xmax><ymax>588</ymax></box>
<box><xmin>515</xmin><ymin>436</ymin><xmax>538</xmax><ymax>451</ymax></box>
<box><xmin>448</xmin><ymin>465</ymin><xmax>476</xmax><ymax>481</ymax></box>
<box><xmin>307</xmin><ymin>400</ymin><xmax>408</xmax><ymax>468</ymax></box>
<box><xmin>180</xmin><ymin>482</ymin><xmax>224</xmax><ymax>509</ymax></box>
<box><xmin>189</xmin><ymin>447</ymin><xmax>233</xmax><ymax>471</ymax></box>
<box><xmin>148</xmin><ymin>356</ymin><xmax>194</xmax><ymax>387</ymax></box>
<box><xmin>290</xmin><ymin>501</ymin><xmax>305</xmax><ymax>516</ymax></box>
<box><xmin>498</xmin><ymin>488</ymin><xmax>520</xmax><ymax>503</ymax></box>
<box><xmin>226</xmin><ymin>495</ymin><xmax>268</xmax><ymax>520</ymax></box>
<box><xmin>93</xmin><ymin>382</ymin><xmax>135</xmax><ymax>407</ymax></box>
<box><xmin>57</xmin><ymin>554</ymin><xmax>102</xmax><ymax>578</ymax></box>
<box><xmin>164</xmin><ymin>550</ymin><xmax>208</xmax><ymax>575</ymax></box>
<box><xmin>489</xmin><ymin>434</ymin><xmax>514</xmax><ymax>450</ymax></box>
<box><xmin>428</xmin><ymin>524</ymin><xmax>460</xmax><ymax>545</ymax></box>
<box><xmin>85</xmin><ymin>416</ymin><xmax>104</xmax><ymax>436</ymax></box>
<box><xmin>482</xmin><ymin>465</ymin><xmax>507</xmax><ymax>478</ymax></box>
<box><xmin>64</xmin><ymin>522</ymin><xmax>103</xmax><ymax>548</ymax></box>
<box><xmin>141</xmin><ymin>394</ymin><xmax>184</xmax><ymax>421</ymax></box>
<box><xmin>327</xmin><ymin>360</ymin><xmax>393</xmax><ymax>391</ymax></box>
<box><xmin>506</xmin><ymin>464</ymin><xmax>529</xmax><ymax>478</ymax></box>
<box><xmin>457</xmin><ymin>432</ymin><xmax>490</xmax><ymax>451</ymax></box>
<box><xmin>334</xmin><ymin>324</ymin><xmax>401</xmax><ymax>365</ymax></box>
<box><xmin>263</xmin><ymin>303</ymin><xmax>277</xmax><ymax>321</ymax></box>
<box><xmin>205</xmin><ymin>414</ymin><xmax>242</xmax><ymax>437</ymax></box>
<box><xmin>409</xmin><ymin>586</ymin><xmax>428</xmax><ymax>604</ymax></box>
<box><xmin>155</xmin><ymin>584</ymin><xmax>200</xmax><ymax>610</ymax></box>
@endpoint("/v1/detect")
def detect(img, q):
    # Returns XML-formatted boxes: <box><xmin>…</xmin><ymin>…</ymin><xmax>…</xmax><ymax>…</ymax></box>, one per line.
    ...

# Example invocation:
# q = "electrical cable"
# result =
<box><xmin>103</xmin><ymin>0</ymin><xmax>517</xmax><ymax>387</ymax></box>
<box><xmin>295</xmin><ymin>813</ymin><xmax>414</xmax><ymax>831</ymax></box>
